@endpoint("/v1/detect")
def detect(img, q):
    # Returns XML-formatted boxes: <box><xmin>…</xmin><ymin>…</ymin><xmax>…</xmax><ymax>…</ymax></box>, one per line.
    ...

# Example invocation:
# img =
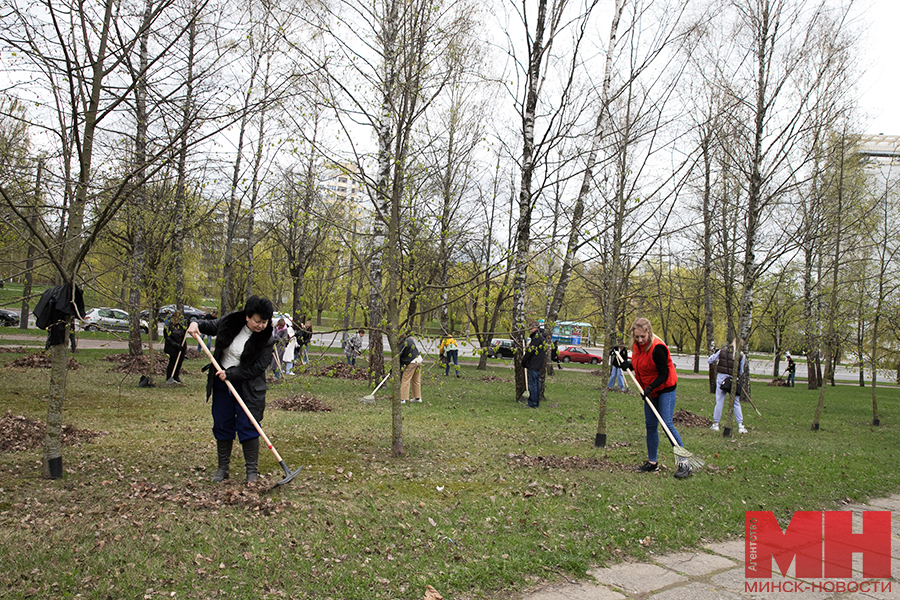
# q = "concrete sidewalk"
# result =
<box><xmin>519</xmin><ymin>494</ymin><xmax>900</xmax><ymax>600</ymax></box>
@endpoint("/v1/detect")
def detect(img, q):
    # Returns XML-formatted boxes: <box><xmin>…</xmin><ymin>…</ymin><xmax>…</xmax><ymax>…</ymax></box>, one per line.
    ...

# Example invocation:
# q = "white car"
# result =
<box><xmin>80</xmin><ymin>308</ymin><xmax>149</xmax><ymax>333</ymax></box>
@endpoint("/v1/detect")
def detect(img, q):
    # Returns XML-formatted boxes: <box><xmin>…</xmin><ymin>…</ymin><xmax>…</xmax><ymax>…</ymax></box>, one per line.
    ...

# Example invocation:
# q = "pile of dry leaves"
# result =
<box><xmin>768</xmin><ymin>377</ymin><xmax>790</xmax><ymax>387</ymax></box>
<box><xmin>480</xmin><ymin>375</ymin><xmax>510</xmax><ymax>383</ymax></box>
<box><xmin>268</xmin><ymin>394</ymin><xmax>332</xmax><ymax>412</ymax></box>
<box><xmin>0</xmin><ymin>410</ymin><xmax>106</xmax><ymax>453</ymax></box>
<box><xmin>104</xmin><ymin>351</ymin><xmax>191</xmax><ymax>375</ymax></box>
<box><xmin>0</xmin><ymin>346</ymin><xmax>34</xmax><ymax>354</ymax></box>
<box><xmin>306</xmin><ymin>361</ymin><xmax>368</xmax><ymax>381</ymax></box>
<box><xmin>8</xmin><ymin>352</ymin><xmax>81</xmax><ymax>370</ymax></box>
<box><xmin>673</xmin><ymin>409</ymin><xmax>712</xmax><ymax>428</ymax></box>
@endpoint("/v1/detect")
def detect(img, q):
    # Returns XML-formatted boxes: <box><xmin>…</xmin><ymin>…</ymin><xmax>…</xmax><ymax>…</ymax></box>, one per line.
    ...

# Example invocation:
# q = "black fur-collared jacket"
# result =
<box><xmin>196</xmin><ymin>311</ymin><xmax>274</xmax><ymax>414</ymax></box>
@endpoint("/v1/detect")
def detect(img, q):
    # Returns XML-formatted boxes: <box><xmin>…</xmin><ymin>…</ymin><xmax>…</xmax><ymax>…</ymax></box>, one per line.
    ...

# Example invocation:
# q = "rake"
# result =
<box><xmin>519</xmin><ymin>368</ymin><xmax>529</xmax><ymax>401</ymax></box>
<box><xmin>193</xmin><ymin>333</ymin><xmax>302</xmax><ymax>490</ymax></box>
<box><xmin>359</xmin><ymin>371</ymin><xmax>391</xmax><ymax>404</ymax></box>
<box><xmin>614</xmin><ymin>349</ymin><xmax>704</xmax><ymax>471</ymax></box>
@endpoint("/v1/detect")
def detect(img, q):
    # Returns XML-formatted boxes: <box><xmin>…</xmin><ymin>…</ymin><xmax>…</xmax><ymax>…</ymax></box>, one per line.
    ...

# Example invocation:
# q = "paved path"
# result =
<box><xmin>517</xmin><ymin>494</ymin><xmax>900</xmax><ymax>600</ymax></box>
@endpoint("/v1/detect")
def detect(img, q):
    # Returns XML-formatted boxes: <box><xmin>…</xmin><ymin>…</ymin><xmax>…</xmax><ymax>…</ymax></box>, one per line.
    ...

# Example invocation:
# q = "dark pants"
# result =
<box><xmin>166</xmin><ymin>351</ymin><xmax>185</xmax><ymax>381</ymax></box>
<box><xmin>444</xmin><ymin>349</ymin><xmax>459</xmax><ymax>375</ymax></box>
<box><xmin>527</xmin><ymin>368</ymin><xmax>541</xmax><ymax>407</ymax></box>
<box><xmin>211</xmin><ymin>378</ymin><xmax>261</xmax><ymax>442</ymax></box>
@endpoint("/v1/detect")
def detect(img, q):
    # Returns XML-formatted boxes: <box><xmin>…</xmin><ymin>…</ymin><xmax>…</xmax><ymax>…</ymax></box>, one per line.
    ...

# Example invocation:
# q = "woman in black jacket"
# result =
<box><xmin>187</xmin><ymin>296</ymin><xmax>274</xmax><ymax>483</ymax></box>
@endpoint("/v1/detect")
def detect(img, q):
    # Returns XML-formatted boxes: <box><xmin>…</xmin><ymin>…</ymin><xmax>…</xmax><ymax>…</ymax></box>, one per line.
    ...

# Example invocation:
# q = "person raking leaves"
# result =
<box><xmin>186</xmin><ymin>296</ymin><xmax>275</xmax><ymax>483</ymax></box>
<box><xmin>612</xmin><ymin>317</ymin><xmax>693</xmax><ymax>479</ymax></box>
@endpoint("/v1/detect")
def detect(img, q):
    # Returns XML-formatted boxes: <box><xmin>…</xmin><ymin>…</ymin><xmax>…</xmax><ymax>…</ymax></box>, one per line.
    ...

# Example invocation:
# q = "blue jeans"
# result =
<box><xmin>527</xmin><ymin>368</ymin><xmax>541</xmax><ymax>407</ymax></box>
<box><xmin>787</xmin><ymin>371</ymin><xmax>795</xmax><ymax>387</ymax></box>
<box><xmin>607</xmin><ymin>367</ymin><xmax>624</xmax><ymax>390</ymax></box>
<box><xmin>211</xmin><ymin>379</ymin><xmax>260</xmax><ymax>443</ymax></box>
<box><xmin>643</xmin><ymin>388</ymin><xmax>683</xmax><ymax>463</ymax></box>
<box><xmin>444</xmin><ymin>349</ymin><xmax>459</xmax><ymax>375</ymax></box>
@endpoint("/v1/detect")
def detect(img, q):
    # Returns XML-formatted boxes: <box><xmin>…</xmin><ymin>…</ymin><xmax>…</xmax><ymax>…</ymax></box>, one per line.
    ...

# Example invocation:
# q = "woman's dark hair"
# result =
<box><xmin>244</xmin><ymin>295</ymin><xmax>274</xmax><ymax>321</ymax></box>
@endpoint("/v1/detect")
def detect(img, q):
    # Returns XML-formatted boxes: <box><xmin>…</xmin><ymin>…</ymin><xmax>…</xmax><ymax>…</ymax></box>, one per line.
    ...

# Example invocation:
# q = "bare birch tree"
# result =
<box><xmin>0</xmin><ymin>0</ymin><xmax>203</xmax><ymax>477</ymax></box>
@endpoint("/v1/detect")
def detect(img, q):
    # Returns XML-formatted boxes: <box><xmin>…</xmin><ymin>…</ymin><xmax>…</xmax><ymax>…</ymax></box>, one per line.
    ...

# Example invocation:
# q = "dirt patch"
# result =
<box><xmin>306</xmin><ymin>361</ymin><xmax>368</xmax><ymax>381</ymax></box>
<box><xmin>104</xmin><ymin>351</ymin><xmax>191</xmax><ymax>375</ymax></box>
<box><xmin>509</xmin><ymin>452</ymin><xmax>632</xmax><ymax>472</ymax></box>
<box><xmin>0</xmin><ymin>410</ymin><xmax>106</xmax><ymax>453</ymax></box>
<box><xmin>269</xmin><ymin>394</ymin><xmax>333</xmax><ymax>412</ymax></box>
<box><xmin>480</xmin><ymin>375</ymin><xmax>511</xmax><ymax>383</ymax></box>
<box><xmin>8</xmin><ymin>352</ymin><xmax>82</xmax><ymax>370</ymax></box>
<box><xmin>125</xmin><ymin>478</ymin><xmax>296</xmax><ymax>512</ymax></box>
<box><xmin>673</xmin><ymin>409</ymin><xmax>712</xmax><ymax>428</ymax></box>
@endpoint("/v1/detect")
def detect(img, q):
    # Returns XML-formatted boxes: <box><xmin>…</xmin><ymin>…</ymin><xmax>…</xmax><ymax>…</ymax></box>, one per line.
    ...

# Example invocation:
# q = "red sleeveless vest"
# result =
<box><xmin>631</xmin><ymin>335</ymin><xmax>677</xmax><ymax>396</ymax></box>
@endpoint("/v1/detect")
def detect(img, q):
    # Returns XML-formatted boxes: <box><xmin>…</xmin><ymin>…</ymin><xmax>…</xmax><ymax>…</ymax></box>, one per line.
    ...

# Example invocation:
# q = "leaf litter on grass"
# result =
<box><xmin>0</xmin><ymin>410</ymin><xmax>106</xmax><ymax>452</ymax></box>
<box><xmin>509</xmin><ymin>452</ymin><xmax>633</xmax><ymax>472</ymax></box>
<box><xmin>125</xmin><ymin>478</ymin><xmax>296</xmax><ymax>512</ymax></box>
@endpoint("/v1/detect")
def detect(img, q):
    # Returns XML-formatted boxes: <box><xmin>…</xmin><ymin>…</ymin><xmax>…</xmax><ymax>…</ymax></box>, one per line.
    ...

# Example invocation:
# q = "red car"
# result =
<box><xmin>558</xmin><ymin>346</ymin><xmax>603</xmax><ymax>364</ymax></box>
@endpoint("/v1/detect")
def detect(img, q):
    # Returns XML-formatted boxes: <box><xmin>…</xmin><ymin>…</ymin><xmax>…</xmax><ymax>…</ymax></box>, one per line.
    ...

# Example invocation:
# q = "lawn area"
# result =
<box><xmin>0</xmin><ymin>343</ymin><xmax>898</xmax><ymax>599</ymax></box>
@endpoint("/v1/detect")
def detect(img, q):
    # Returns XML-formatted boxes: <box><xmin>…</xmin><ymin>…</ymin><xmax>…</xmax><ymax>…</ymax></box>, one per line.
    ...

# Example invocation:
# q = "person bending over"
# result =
<box><xmin>187</xmin><ymin>296</ymin><xmax>274</xmax><ymax>483</ymax></box>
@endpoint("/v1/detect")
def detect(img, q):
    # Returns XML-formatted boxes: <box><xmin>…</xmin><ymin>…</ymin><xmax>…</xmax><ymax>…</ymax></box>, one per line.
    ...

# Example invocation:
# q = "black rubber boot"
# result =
<box><xmin>242</xmin><ymin>437</ymin><xmax>260</xmax><ymax>483</ymax></box>
<box><xmin>212</xmin><ymin>439</ymin><xmax>233</xmax><ymax>482</ymax></box>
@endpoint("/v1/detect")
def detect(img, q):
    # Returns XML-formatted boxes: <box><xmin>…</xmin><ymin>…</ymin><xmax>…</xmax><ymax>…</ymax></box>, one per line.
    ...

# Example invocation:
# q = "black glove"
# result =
<box><xmin>644</xmin><ymin>385</ymin><xmax>655</xmax><ymax>398</ymax></box>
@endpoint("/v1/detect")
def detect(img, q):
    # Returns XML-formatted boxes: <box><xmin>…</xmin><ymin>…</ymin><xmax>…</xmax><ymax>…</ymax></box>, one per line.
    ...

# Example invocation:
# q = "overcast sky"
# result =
<box><xmin>855</xmin><ymin>0</ymin><xmax>899</xmax><ymax>135</ymax></box>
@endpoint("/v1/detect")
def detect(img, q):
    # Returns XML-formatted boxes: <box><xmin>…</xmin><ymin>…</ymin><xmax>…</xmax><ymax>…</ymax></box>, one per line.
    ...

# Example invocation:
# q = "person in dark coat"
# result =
<box><xmin>186</xmin><ymin>296</ymin><xmax>274</xmax><ymax>483</ymax></box>
<box><xmin>785</xmin><ymin>355</ymin><xmax>796</xmax><ymax>387</ymax></box>
<box><xmin>163</xmin><ymin>311</ymin><xmax>187</xmax><ymax>385</ymax></box>
<box><xmin>522</xmin><ymin>322</ymin><xmax>546</xmax><ymax>408</ymax></box>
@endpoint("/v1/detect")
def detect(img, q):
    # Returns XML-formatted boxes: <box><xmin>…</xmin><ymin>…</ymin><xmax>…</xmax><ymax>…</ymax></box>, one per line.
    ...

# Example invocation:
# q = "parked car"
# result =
<box><xmin>140</xmin><ymin>304</ymin><xmax>207</xmax><ymax>322</ymax></box>
<box><xmin>558</xmin><ymin>345</ymin><xmax>603</xmax><ymax>364</ymax></box>
<box><xmin>80</xmin><ymin>308</ymin><xmax>149</xmax><ymax>333</ymax></box>
<box><xmin>0</xmin><ymin>308</ymin><xmax>18</xmax><ymax>327</ymax></box>
<box><xmin>488</xmin><ymin>339</ymin><xmax>516</xmax><ymax>359</ymax></box>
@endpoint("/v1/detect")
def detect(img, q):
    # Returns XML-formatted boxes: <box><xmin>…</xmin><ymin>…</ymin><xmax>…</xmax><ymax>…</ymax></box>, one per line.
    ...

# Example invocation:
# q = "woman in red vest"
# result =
<box><xmin>625</xmin><ymin>318</ymin><xmax>692</xmax><ymax>479</ymax></box>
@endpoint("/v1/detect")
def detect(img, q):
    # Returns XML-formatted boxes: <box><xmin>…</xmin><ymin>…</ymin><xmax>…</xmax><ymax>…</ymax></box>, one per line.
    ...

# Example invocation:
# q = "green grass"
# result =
<box><xmin>0</xmin><ymin>342</ymin><xmax>898</xmax><ymax>599</ymax></box>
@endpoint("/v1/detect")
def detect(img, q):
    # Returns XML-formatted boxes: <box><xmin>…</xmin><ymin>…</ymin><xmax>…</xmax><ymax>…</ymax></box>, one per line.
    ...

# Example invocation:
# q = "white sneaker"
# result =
<box><xmin>400</xmin><ymin>399</ymin><xmax>407</xmax><ymax>404</ymax></box>
<box><xmin>709</xmin><ymin>423</ymin><xmax>719</xmax><ymax>431</ymax></box>
<box><xmin>738</xmin><ymin>425</ymin><xmax>748</xmax><ymax>434</ymax></box>
<box><xmin>412</xmin><ymin>398</ymin><xmax>422</xmax><ymax>403</ymax></box>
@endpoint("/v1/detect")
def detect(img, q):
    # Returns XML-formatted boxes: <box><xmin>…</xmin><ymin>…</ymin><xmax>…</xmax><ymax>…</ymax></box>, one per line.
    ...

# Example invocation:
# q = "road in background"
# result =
<box><xmin>2</xmin><ymin>309</ymin><xmax>893</xmax><ymax>384</ymax></box>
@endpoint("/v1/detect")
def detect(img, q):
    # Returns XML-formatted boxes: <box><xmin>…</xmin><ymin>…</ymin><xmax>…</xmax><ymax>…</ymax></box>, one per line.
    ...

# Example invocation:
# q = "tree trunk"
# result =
<box><xmin>21</xmin><ymin>160</ymin><xmax>42</xmax><ymax>329</ymax></box>
<box><xmin>127</xmin><ymin>0</ymin><xmax>152</xmax><ymax>359</ymax></box>
<box><xmin>172</xmin><ymin>9</ymin><xmax>196</xmax><ymax>310</ymax></box>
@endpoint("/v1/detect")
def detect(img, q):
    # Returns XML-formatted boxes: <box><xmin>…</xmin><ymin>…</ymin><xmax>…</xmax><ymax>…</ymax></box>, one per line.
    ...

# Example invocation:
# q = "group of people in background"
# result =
<box><xmin>267</xmin><ymin>317</ymin><xmax>312</xmax><ymax>379</ymax></box>
<box><xmin>160</xmin><ymin>296</ymin><xmax>768</xmax><ymax>484</ymax></box>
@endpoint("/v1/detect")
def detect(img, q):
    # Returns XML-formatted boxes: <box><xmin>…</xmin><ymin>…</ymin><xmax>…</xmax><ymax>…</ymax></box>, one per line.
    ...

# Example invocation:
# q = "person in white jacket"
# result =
<box><xmin>282</xmin><ymin>323</ymin><xmax>297</xmax><ymax>375</ymax></box>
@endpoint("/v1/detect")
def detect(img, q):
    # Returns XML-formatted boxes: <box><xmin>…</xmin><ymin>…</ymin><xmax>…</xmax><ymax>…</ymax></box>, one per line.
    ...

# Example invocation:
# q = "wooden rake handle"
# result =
<box><xmin>614</xmin><ymin>349</ymin><xmax>679</xmax><ymax>448</ymax></box>
<box><xmin>173</xmin><ymin>330</ymin><xmax>188</xmax><ymax>368</ymax></box>
<box><xmin>192</xmin><ymin>332</ymin><xmax>285</xmax><ymax>463</ymax></box>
